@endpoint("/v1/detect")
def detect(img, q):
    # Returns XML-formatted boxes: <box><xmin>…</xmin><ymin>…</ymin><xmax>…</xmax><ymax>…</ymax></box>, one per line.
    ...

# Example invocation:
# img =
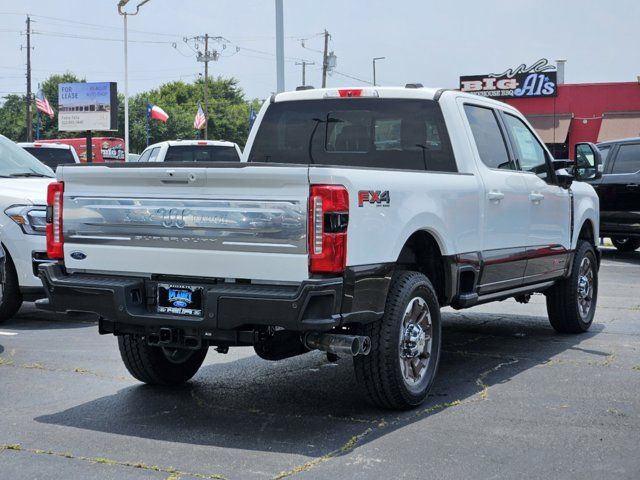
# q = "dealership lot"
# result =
<box><xmin>1</xmin><ymin>246</ymin><xmax>639</xmax><ymax>480</ymax></box>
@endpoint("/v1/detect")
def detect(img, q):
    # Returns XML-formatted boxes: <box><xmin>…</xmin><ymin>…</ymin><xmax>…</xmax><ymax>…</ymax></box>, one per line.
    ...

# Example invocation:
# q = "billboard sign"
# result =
<box><xmin>58</xmin><ymin>82</ymin><xmax>118</xmax><ymax>131</ymax></box>
<box><xmin>460</xmin><ymin>59</ymin><xmax>557</xmax><ymax>99</ymax></box>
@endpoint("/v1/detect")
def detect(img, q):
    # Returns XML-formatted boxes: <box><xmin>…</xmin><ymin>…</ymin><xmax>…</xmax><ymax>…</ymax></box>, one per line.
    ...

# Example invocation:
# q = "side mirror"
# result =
<box><xmin>573</xmin><ymin>142</ymin><xmax>602</xmax><ymax>181</ymax></box>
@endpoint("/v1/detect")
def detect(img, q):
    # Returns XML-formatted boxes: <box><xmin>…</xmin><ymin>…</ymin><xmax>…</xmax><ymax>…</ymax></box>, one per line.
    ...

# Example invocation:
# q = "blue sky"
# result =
<box><xmin>0</xmin><ymin>0</ymin><xmax>638</xmax><ymax>101</ymax></box>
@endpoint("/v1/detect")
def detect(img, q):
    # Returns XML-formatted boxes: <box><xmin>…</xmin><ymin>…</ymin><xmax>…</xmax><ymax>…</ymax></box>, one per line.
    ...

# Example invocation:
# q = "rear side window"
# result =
<box><xmin>463</xmin><ymin>105</ymin><xmax>513</xmax><ymax>170</ymax></box>
<box><xmin>165</xmin><ymin>145</ymin><xmax>240</xmax><ymax>162</ymax></box>
<box><xmin>612</xmin><ymin>144</ymin><xmax>640</xmax><ymax>174</ymax></box>
<box><xmin>249</xmin><ymin>98</ymin><xmax>457</xmax><ymax>172</ymax></box>
<box><xmin>24</xmin><ymin>147</ymin><xmax>75</xmax><ymax>169</ymax></box>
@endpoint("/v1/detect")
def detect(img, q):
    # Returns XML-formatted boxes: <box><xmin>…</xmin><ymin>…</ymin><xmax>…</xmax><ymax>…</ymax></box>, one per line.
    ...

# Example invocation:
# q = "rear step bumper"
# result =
<box><xmin>37</xmin><ymin>263</ymin><xmax>348</xmax><ymax>334</ymax></box>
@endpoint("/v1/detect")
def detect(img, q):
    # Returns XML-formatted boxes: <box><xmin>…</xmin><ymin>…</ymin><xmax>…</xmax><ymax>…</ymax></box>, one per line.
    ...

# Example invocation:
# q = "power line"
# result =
<box><xmin>332</xmin><ymin>70</ymin><xmax>374</xmax><ymax>85</ymax></box>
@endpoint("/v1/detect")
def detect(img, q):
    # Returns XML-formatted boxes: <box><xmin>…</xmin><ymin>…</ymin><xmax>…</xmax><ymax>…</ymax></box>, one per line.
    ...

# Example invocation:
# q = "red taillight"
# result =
<box><xmin>197</xmin><ymin>141</ymin><xmax>208</xmax><ymax>145</ymax></box>
<box><xmin>309</xmin><ymin>185</ymin><xmax>349</xmax><ymax>274</ymax></box>
<box><xmin>46</xmin><ymin>181</ymin><xmax>64</xmax><ymax>259</ymax></box>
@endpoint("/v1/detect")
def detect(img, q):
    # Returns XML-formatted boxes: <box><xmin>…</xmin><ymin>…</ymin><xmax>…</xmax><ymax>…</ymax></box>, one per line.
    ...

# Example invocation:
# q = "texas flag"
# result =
<box><xmin>147</xmin><ymin>103</ymin><xmax>169</xmax><ymax>122</ymax></box>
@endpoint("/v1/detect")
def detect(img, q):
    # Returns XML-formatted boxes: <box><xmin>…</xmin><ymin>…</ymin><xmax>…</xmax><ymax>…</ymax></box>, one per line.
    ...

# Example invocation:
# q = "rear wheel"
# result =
<box><xmin>546</xmin><ymin>240</ymin><xmax>598</xmax><ymax>333</ymax></box>
<box><xmin>118</xmin><ymin>334</ymin><xmax>208</xmax><ymax>385</ymax></box>
<box><xmin>354</xmin><ymin>271</ymin><xmax>441</xmax><ymax>410</ymax></box>
<box><xmin>0</xmin><ymin>251</ymin><xmax>23</xmax><ymax>323</ymax></box>
<box><xmin>611</xmin><ymin>237</ymin><xmax>640</xmax><ymax>252</ymax></box>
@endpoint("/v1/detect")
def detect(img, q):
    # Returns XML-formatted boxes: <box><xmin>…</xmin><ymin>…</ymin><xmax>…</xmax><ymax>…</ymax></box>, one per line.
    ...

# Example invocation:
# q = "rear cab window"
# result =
<box><xmin>165</xmin><ymin>145</ymin><xmax>241</xmax><ymax>162</ymax></box>
<box><xmin>24</xmin><ymin>147</ymin><xmax>76</xmax><ymax>169</ymax></box>
<box><xmin>248</xmin><ymin>98</ymin><xmax>457</xmax><ymax>172</ymax></box>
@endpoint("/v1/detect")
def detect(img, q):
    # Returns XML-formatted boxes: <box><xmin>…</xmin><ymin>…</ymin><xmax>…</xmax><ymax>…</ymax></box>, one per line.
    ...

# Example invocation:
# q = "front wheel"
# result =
<box><xmin>611</xmin><ymin>237</ymin><xmax>640</xmax><ymax>252</ymax></box>
<box><xmin>354</xmin><ymin>271</ymin><xmax>441</xmax><ymax>410</ymax></box>
<box><xmin>0</xmin><ymin>251</ymin><xmax>23</xmax><ymax>323</ymax></box>
<box><xmin>546</xmin><ymin>240</ymin><xmax>598</xmax><ymax>333</ymax></box>
<box><xmin>118</xmin><ymin>335</ymin><xmax>208</xmax><ymax>385</ymax></box>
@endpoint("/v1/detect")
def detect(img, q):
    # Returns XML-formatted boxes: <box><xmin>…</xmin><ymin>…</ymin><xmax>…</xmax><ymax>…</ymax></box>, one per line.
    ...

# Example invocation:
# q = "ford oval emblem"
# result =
<box><xmin>70</xmin><ymin>251</ymin><xmax>87</xmax><ymax>260</ymax></box>
<box><xmin>173</xmin><ymin>300</ymin><xmax>188</xmax><ymax>308</ymax></box>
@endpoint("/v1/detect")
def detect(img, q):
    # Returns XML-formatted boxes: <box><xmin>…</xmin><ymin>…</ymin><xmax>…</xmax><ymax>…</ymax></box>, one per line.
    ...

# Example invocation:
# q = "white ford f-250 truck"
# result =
<box><xmin>38</xmin><ymin>86</ymin><xmax>602</xmax><ymax>410</ymax></box>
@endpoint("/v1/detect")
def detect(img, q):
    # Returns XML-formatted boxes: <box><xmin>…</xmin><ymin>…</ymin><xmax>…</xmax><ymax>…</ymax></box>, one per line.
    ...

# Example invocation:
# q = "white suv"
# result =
<box><xmin>0</xmin><ymin>135</ymin><xmax>54</xmax><ymax>322</ymax></box>
<box><xmin>17</xmin><ymin>142</ymin><xmax>80</xmax><ymax>170</ymax></box>
<box><xmin>135</xmin><ymin>140</ymin><xmax>242</xmax><ymax>163</ymax></box>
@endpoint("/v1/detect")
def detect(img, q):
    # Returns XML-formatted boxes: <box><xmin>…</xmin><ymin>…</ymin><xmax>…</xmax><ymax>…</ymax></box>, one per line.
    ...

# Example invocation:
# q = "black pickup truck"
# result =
<box><xmin>589</xmin><ymin>138</ymin><xmax>640</xmax><ymax>252</ymax></box>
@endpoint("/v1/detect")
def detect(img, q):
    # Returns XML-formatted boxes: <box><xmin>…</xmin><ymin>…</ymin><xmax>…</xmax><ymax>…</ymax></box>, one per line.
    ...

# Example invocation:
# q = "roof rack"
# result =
<box><xmin>405</xmin><ymin>83</ymin><xmax>424</xmax><ymax>89</ymax></box>
<box><xmin>296</xmin><ymin>85</ymin><xmax>314</xmax><ymax>91</ymax></box>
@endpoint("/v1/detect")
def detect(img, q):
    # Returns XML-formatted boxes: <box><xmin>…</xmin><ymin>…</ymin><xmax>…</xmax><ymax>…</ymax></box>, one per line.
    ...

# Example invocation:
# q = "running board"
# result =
<box><xmin>452</xmin><ymin>281</ymin><xmax>555</xmax><ymax>309</ymax></box>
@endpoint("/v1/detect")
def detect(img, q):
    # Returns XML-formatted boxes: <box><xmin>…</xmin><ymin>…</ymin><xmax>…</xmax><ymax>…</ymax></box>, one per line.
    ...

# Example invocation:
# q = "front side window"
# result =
<box><xmin>611</xmin><ymin>144</ymin><xmax>640</xmax><ymax>174</ymax></box>
<box><xmin>503</xmin><ymin>113</ymin><xmax>552</xmax><ymax>180</ymax></box>
<box><xmin>463</xmin><ymin>104</ymin><xmax>513</xmax><ymax>170</ymax></box>
<box><xmin>595</xmin><ymin>144</ymin><xmax>611</xmax><ymax>168</ymax></box>
<box><xmin>249</xmin><ymin>98</ymin><xmax>457</xmax><ymax>172</ymax></box>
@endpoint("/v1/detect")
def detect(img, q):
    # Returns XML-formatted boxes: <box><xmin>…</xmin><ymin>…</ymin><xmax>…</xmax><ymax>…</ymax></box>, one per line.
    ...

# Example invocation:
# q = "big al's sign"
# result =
<box><xmin>460</xmin><ymin>59</ymin><xmax>557</xmax><ymax>99</ymax></box>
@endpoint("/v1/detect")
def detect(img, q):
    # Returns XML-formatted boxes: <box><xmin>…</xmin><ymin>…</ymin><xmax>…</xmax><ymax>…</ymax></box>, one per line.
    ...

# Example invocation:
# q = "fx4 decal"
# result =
<box><xmin>358</xmin><ymin>190</ymin><xmax>390</xmax><ymax>207</ymax></box>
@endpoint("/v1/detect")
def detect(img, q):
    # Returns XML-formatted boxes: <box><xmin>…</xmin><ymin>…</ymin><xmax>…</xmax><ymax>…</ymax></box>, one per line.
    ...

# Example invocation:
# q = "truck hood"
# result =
<box><xmin>0</xmin><ymin>178</ymin><xmax>53</xmax><ymax>206</ymax></box>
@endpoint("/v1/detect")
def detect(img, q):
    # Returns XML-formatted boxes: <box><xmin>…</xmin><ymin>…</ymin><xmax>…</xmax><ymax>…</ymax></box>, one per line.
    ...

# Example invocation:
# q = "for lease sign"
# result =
<box><xmin>58</xmin><ymin>82</ymin><xmax>118</xmax><ymax>131</ymax></box>
<box><xmin>460</xmin><ymin>59</ymin><xmax>558</xmax><ymax>99</ymax></box>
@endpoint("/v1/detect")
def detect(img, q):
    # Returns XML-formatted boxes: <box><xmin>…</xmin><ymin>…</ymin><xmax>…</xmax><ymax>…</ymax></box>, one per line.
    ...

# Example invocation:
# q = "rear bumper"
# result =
<box><xmin>37</xmin><ymin>263</ymin><xmax>390</xmax><ymax>336</ymax></box>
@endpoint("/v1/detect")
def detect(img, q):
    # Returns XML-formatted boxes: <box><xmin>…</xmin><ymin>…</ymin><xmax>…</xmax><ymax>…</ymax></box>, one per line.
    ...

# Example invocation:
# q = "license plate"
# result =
<box><xmin>157</xmin><ymin>284</ymin><xmax>204</xmax><ymax>317</ymax></box>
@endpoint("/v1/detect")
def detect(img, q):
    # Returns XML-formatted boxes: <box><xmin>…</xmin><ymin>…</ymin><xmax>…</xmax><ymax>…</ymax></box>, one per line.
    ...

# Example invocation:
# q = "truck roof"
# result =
<box><xmin>271</xmin><ymin>86</ymin><xmax>509</xmax><ymax>109</ymax></box>
<box><xmin>145</xmin><ymin>139</ymin><xmax>239</xmax><ymax>149</ymax></box>
<box><xmin>17</xmin><ymin>142</ymin><xmax>75</xmax><ymax>150</ymax></box>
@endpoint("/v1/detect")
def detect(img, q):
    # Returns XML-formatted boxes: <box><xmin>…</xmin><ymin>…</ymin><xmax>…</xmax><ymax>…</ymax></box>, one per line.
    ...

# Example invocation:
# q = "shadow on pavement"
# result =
<box><xmin>35</xmin><ymin>310</ymin><xmax>608</xmax><ymax>457</ymax></box>
<box><xmin>600</xmin><ymin>247</ymin><xmax>640</xmax><ymax>266</ymax></box>
<box><xmin>2</xmin><ymin>303</ymin><xmax>97</xmax><ymax>331</ymax></box>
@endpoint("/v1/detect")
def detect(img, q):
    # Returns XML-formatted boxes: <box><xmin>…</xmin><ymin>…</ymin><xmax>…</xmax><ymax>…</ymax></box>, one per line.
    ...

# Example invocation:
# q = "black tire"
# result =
<box><xmin>0</xmin><ymin>251</ymin><xmax>23</xmax><ymax>323</ymax></box>
<box><xmin>354</xmin><ymin>271</ymin><xmax>441</xmax><ymax>410</ymax></box>
<box><xmin>118</xmin><ymin>334</ymin><xmax>208</xmax><ymax>385</ymax></box>
<box><xmin>611</xmin><ymin>237</ymin><xmax>640</xmax><ymax>252</ymax></box>
<box><xmin>546</xmin><ymin>240</ymin><xmax>598</xmax><ymax>333</ymax></box>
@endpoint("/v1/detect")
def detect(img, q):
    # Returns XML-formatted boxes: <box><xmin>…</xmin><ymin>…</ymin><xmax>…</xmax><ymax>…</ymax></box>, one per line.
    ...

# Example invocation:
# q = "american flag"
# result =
<box><xmin>194</xmin><ymin>101</ymin><xmax>206</xmax><ymax>130</ymax></box>
<box><xmin>35</xmin><ymin>90</ymin><xmax>54</xmax><ymax>118</ymax></box>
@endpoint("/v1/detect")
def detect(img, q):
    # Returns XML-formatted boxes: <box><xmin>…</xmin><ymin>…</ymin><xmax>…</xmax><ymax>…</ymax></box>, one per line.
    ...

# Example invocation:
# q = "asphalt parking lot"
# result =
<box><xmin>1</xmin><ymin>247</ymin><xmax>639</xmax><ymax>480</ymax></box>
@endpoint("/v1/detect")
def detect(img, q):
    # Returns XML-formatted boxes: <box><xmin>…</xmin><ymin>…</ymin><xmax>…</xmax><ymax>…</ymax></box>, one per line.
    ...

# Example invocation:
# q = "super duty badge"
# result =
<box><xmin>358</xmin><ymin>190</ymin><xmax>390</xmax><ymax>207</ymax></box>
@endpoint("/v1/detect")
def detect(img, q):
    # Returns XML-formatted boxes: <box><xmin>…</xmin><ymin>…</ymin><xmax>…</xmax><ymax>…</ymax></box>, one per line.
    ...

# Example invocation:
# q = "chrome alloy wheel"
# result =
<box><xmin>0</xmin><ymin>258</ymin><xmax>5</xmax><ymax>306</ymax></box>
<box><xmin>399</xmin><ymin>296</ymin><xmax>433</xmax><ymax>389</ymax></box>
<box><xmin>577</xmin><ymin>257</ymin><xmax>594</xmax><ymax>320</ymax></box>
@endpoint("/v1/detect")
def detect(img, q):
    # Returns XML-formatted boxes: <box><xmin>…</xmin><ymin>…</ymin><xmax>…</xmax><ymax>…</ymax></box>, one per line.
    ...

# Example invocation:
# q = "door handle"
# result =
<box><xmin>529</xmin><ymin>192</ymin><xmax>545</xmax><ymax>203</ymax></box>
<box><xmin>487</xmin><ymin>190</ymin><xmax>505</xmax><ymax>202</ymax></box>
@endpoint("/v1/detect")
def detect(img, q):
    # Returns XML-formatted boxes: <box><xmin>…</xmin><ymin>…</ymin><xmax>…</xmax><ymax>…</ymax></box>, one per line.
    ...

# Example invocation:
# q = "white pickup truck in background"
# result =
<box><xmin>38</xmin><ymin>86</ymin><xmax>601</xmax><ymax>410</ymax></box>
<box><xmin>134</xmin><ymin>140</ymin><xmax>242</xmax><ymax>163</ymax></box>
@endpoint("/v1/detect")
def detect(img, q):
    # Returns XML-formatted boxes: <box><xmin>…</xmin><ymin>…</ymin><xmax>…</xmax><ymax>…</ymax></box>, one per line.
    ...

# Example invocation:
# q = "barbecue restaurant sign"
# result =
<box><xmin>460</xmin><ymin>59</ymin><xmax>558</xmax><ymax>98</ymax></box>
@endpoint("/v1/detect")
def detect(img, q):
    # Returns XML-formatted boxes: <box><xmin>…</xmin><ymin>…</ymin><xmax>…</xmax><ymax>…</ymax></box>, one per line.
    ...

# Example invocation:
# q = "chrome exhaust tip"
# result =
<box><xmin>304</xmin><ymin>332</ymin><xmax>371</xmax><ymax>356</ymax></box>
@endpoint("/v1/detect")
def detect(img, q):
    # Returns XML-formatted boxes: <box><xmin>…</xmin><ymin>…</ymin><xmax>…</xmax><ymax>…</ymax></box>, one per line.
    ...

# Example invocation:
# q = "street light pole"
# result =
<box><xmin>117</xmin><ymin>0</ymin><xmax>151</xmax><ymax>160</ymax></box>
<box><xmin>372</xmin><ymin>57</ymin><xmax>385</xmax><ymax>87</ymax></box>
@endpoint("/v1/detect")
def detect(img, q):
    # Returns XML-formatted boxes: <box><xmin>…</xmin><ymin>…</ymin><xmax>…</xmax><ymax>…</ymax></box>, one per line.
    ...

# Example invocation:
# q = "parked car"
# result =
<box><xmin>38</xmin><ymin>87</ymin><xmax>601</xmax><ymax>409</ymax></box>
<box><xmin>587</xmin><ymin>137</ymin><xmax>640</xmax><ymax>252</ymax></box>
<box><xmin>0</xmin><ymin>135</ymin><xmax>55</xmax><ymax>322</ymax></box>
<box><xmin>137</xmin><ymin>140</ymin><xmax>242</xmax><ymax>163</ymax></box>
<box><xmin>17</xmin><ymin>142</ymin><xmax>80</xmax><ymax>170</ymax></box>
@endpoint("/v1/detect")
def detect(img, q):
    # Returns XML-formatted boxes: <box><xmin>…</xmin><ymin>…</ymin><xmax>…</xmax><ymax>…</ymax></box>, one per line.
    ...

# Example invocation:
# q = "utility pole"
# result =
<box><xmin>275</xmin><ymin>0</ymin><xmax>284</xmax><ymax>93</ymax></box>
<box><xmin>203</xmin><ymin>33</ymin><xmax>209</xmax><ymax>139</ymax></box>
<box><xmin>185</xmin><ymin>34</ymin><xmax>221</xmax><ymax>140</ymax></box>
<box><xmin>295</xmin><ymin>61</ymin><xmax>315</xmax><ymax>86</ymax></box>
<box><xmin>321</xmin><ymin>30</ymin><xmax>329</xmax><ymax>88</ymax></box>
<box><xmin>25</xmin><ymin>15</ymin><xmax>33</xmax><ymax>142</ymax></box>
<box><xmin>372</xmin><ymin>57</ymin><xmax>385</xmax><ymax>87</ymax></box>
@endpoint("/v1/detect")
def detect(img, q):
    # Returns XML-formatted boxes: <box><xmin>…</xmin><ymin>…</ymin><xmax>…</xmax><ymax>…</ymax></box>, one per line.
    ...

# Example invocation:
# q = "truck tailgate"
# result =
<box><xmin>57</xmin><ymin>165</ymin><xmax>310</xmax><ymax>282</ymax></box>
